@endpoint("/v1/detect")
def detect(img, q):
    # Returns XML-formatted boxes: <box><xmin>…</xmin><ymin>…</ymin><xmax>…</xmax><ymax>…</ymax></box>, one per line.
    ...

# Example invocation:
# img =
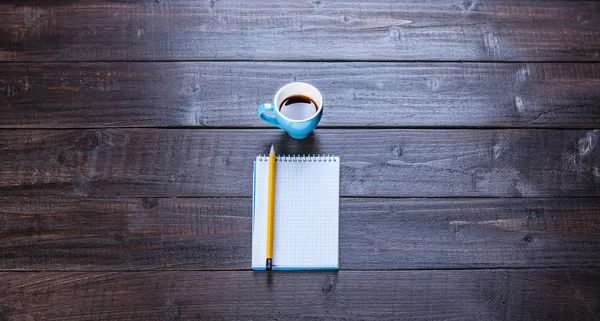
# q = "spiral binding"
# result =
<box><xmin>257</xmin><ymin>154</ymin><xmax>337</xmax><ymax>162</ymax></box>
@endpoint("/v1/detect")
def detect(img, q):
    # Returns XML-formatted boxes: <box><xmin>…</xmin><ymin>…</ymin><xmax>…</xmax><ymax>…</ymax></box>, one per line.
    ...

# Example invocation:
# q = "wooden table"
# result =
<box><xmin>1</xmin><ymin>1</ymin><xmax>599</xmax><ymax>320</ymax></box>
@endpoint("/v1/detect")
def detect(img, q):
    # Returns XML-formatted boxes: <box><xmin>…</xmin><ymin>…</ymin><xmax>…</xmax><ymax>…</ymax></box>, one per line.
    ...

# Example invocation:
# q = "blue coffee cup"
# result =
<box><xmin>257</xmin><ymin>82</ymin><xmax>323</xmax><ymax>139</ymax></box>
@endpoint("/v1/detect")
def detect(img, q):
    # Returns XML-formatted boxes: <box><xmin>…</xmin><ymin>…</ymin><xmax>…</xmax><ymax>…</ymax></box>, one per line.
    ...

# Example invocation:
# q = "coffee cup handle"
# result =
<box><xmin>257</xmin><ymin>103</ymin><xmax>282</xmax><ymax>128</ymax></box>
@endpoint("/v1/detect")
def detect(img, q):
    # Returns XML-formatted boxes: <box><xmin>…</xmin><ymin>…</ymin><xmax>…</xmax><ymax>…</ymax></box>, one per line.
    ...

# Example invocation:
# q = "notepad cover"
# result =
<box><xmin>252</xmin><ymin>155</ymin><xmax>340</xmax><ymax>270</ymax></box>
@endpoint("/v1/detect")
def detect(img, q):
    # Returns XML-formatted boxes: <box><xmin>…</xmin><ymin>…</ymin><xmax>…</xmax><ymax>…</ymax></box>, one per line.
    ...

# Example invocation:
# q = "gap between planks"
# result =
<box><xmin>2</xmin><ymin>126</ymin><xmax>600</xmax><ymax>130</ymax></box>
<box><xmin>2</xmin><ymin>60</ymin><xmax>600</xmax><ymax>64</ymax></box>
<box><xmin>0</xmin><ymin>267</ymin><xmax>588</xmax><ymax>273</ymax></box>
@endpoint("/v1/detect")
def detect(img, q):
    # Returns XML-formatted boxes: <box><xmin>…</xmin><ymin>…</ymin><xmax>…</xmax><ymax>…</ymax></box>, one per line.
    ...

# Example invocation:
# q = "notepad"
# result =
<box><xmin>252</xmin><ymin>154</ymin><xmax>340</xmax><ymax>270</ymax></box>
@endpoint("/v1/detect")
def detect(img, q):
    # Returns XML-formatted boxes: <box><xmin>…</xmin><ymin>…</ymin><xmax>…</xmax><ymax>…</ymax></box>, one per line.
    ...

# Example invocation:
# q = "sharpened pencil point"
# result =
<box><xmin>270</xmin><ymin>145</ymin><xmax>275</xmax><ymax>155</ymax></box>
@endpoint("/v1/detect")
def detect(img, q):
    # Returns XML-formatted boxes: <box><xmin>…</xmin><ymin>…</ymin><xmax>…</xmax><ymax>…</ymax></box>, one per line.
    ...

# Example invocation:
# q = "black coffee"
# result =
<box><xmin>279</xmin><ymin>95</ymin><xmax>318</xmax><ymax>120</ymax></box>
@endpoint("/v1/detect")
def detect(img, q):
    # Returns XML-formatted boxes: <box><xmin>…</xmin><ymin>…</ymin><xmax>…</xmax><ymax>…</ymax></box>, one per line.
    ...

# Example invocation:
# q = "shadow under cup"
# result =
<box><xmin>257</xmin><ymin>82</ymin><xmax>323</xmax><ymax>139</ymax></box>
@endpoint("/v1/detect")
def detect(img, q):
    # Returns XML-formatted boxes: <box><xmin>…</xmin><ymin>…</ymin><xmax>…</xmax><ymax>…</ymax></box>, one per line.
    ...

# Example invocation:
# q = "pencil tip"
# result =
<box><xmin>270</xmin><ymin>145</ymin><xmax>275</xmax><ymax>155</ymax></box>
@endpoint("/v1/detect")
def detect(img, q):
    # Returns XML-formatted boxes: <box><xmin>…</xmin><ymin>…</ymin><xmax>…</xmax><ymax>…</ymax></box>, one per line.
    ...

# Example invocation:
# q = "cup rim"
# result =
<box><xmin>273</xmin><ymin>82</ymin><xmax>322</xmax><ymax>123</ymax></box>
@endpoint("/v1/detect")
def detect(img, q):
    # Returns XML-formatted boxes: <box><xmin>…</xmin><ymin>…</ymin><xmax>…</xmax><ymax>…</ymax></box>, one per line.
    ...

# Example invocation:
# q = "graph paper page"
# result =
<box><xmin>252</xmin><ymin>156</ymin><xmax>340</xmax><ymax>270</ymax></box>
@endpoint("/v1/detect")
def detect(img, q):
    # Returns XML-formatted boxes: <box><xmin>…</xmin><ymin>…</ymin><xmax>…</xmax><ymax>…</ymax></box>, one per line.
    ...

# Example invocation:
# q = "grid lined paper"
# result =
<box><xmin>252</xmin><ymin>155</ymin><xmax>340</xmax><ymax>270</ymax></box>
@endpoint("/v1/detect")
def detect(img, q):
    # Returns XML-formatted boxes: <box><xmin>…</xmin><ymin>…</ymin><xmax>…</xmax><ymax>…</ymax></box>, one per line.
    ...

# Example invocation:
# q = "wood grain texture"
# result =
<box><xmin>1</xmin><ymin>197</ymin><xmax>600</xmax><ymax>270</ymax></box>
<box><xmin>1</xmin><ymin>1</ymin><xmax>599</xmax><ymax>62</ymax></box>
<box><xmin>1</xmin><ymin>269</ymin><xmax>599</xmax><ymax>320</ymax></box>
<box><xmin>0</xmin><ymin>129</ymin><xmax>599</xmax><ymax>197</ymax></box>
<box><xmin>2</xmin><ymin>62</ymin><xmax>600</xmax><ymax>128</ymax></box>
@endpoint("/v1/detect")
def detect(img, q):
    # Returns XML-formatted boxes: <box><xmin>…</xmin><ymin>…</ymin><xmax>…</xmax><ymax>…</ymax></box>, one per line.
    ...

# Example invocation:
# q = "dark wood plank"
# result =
<box><xmin>1</xmin><ymin>269</ymin><xmax>598</xmax><ymax>320</ymax></box>
<box><xmin>1</xmin><ymin>1</ymin><xmax>599</xmax><ymax>62</ymax></box>
<box><xmin>0</xmin><ymin>129</ymin><xmax>598</xmax><ymax>197</ymax></box>
<box><xmin>0</xmin><ymin>198</ymin><xmax>251</xmax><ymax>271</ymax></box>
<box><xmin>1</xmin><ymin>197</ymin><xmax>600</xmax><ymax>270</ymax></box>
<box><xmin>2</xmin><ymin>62</ymin><xmax>600</xmax><ymax>128</ymax></box>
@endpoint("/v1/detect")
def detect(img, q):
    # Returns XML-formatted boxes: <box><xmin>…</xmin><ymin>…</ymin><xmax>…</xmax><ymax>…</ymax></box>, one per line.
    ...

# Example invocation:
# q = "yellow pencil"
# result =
<box><xmin>266</xmin><ymin>145</ymin><xmax>276</xmax><ymax>270</ymax></box>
